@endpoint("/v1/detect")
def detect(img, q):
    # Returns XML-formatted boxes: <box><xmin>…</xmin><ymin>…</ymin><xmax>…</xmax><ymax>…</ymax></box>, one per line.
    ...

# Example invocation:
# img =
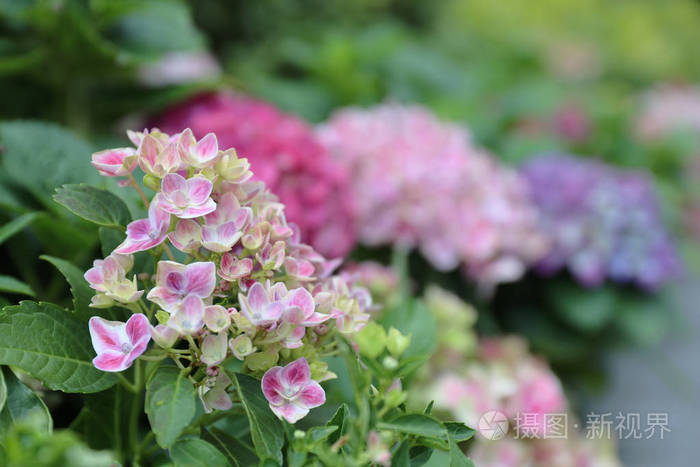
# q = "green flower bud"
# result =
<box><xmin>155</xmin><ymin>310</ymin><xmax>170</xmax><ymax>325</ymax></box>
<box><xmin>384</xmin><ymin>388</ymin><xmax>407</xmax><ymax>409</ymax></box>
<box><xmin>355</xmin><ymin>322</ymin><xmax>387</xmax><ymax>359</ymax></box>
<box><xmin>386</xmin><ymin>327</ymin><xmax>411</xmax><ymax>357</ymax></box>
<box><xmin>244</xmin><ymin>349</ymin><xmax>279</xmax><ymax>372</ymax></box>
<box><xmin>143</xmin><ymin>173</ymin><xmax>161</xmax><ymax>191</ymax></box>
<box><xmin>382</xmin><ymin>355</ymin><xmax>398</xmax><ymax>370</ymax></box>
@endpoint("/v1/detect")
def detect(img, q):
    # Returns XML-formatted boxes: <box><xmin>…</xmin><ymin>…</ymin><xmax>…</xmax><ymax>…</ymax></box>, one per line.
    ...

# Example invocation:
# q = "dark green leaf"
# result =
<box><xmin>377</xmin><ymin>414</ymin><xmax>447</xmax><ymax>440</ymax></box>
<box><xmin>70</xmin><ymin>385</ymin><xmax>132</xmax><ymax>451</ymax></box>
<box><xmin>0</xmin><ymin>121</ymin><xmax>99</xmax><ymax>206</ymax></box>
<box><xmin>146</xmin><ymin>366</ymin><xmax>196</xmax><ymax>448</ymax></box>
<box><xmin>308</xmin><ymin>426</ymin><xmax>337</xmax><ymax>443</ymax></box>
<box><xmin>0</xmin><ymin>302</ymin><xmax>117</xmax><ymax>393</ymax></box>
<box><xmin>0</xmin><ymin>213</ymin><xmax>37</xmax><ymax>246</ymax></box>
<box><xmin>232</xmin><ymin>373</ymin><xmax>284</xmax><ymax>464</ymax></box>
<box><xmin>0</xmin><ymin>275</ymin><xmax>34</xmax><ymax>297</ymax></box>
<box><xmin>0</xmin><ymin>366</ymin><xmax>52</xmax><ymax>438</ymax></box>
<box><xmin>203</xmin><ymin>427</ymin><xmax>259</xmax><ymax>467</ymax></box>
<box><xmin>99</xmin><ymin>227</ymin><xmax>125</xmax><ymax>257</ymax></box>
<box><xmin>393</xmin><ymin>441</ymin><xmax>410</xmax><ymax>467</ymax></box>
<box><xmin>40</xmin><ymin>255</ymin><xmax>92</xmax><ymax>319</ymax></box>
<box><xmin>54</xmin><ymin>184</ymin><xmax>130</xmax><ymax>229</ymax></box>
<box><xmin>325</xmin><ymin>403</ymin><xmax>348</xmax><ymax>445</ymax></box>
<box><xmin>169</xmin><ymin>437</ymin><xmax>230</xmax><ymax>467</ymax></box>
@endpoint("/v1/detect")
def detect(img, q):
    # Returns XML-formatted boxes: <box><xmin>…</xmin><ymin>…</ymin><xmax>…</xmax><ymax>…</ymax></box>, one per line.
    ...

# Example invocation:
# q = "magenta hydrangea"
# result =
<box><xmin>150</xmin><ymin>92</ymin><xmax>356</xmax><ymax>258</ymax></box>
<box><xmin>521</xmin><ymin>154</ymin><xmax>682</xmax><ymax>290</ymax></box>
<box><xmin>318</xmin><ymin>103</ymin><xmax>547</xmax><ymax>286</ymax></box>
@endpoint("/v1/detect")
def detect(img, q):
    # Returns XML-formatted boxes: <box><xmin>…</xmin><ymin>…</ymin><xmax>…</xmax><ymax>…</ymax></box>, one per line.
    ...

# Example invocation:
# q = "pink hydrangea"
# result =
<box><xmin>88</xmin><ymin>314</ymin><xmax>151</xmax><ymax>372</ymax></box>
<box><xmin>261</xmin><ymin>357</ymin><xmax>326</xmax><ymax>423</ymax></box>
<box><xmin>114</xmin><ymin>199</ymin><xmax>171</xmax><ymax>254</ymax></box>
<box><xmin>149</xmin><ymin>92</ymin><xmax>356</xmax><ymax>258</ymax></box>
<box><xmin>318</xmin><ymin>103</ymin><xmax>547</xmax><ymax>286</ymax></box>
<box><xmin>147</xmin><ymin>261</ymin><xmax>216</xmax><ymax>312</ymax></box>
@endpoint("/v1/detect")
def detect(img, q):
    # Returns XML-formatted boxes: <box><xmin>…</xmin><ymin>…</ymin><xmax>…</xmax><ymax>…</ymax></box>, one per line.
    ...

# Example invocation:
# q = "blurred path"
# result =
<box><xmin>589</xmin><ymin>274</ymin><xmax>700</xmax><ymax>467</ymax></box>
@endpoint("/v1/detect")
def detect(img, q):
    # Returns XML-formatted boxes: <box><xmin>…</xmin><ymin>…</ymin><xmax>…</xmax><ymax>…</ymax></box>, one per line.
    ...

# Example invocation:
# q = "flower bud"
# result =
<box><xmin>204</xmin><ymin>305</ymin><xmax>231</xmax><ymax>332</ymax></box>
<box><xmin>143</xmin><ymin>173</ymin><xmax>161</xmax><ymax>192</ymax></box>
<box><xmin>201</xmin><ymin>332</ymin><xmax>228</xmax><ymax>367</ymax></box>
<box><xmin>216</xmin><ymin>149</ymin><xmax>252</xmax><ymax>182</ymax></box>
<box><xmin>384</xmin><ymin>387</ymin><xmax>407</xmax><ymax>409</ymax></box>
<box><xmin>354</xmin><ymin>322</ymin><xmax>386</xmax><ymax>359</ymax></box>
<box><xmin>244</xmin><ymin>349</ymin><xmax>278</xmax><ymax>372</ymax></box>
<box><xmin>151</xmin><ymin>324</ymin><xmax>179</xmax><ymax>348</ymax></box>
<box><xmin>230</xmin><ymin>335</ymin><xmax>256</xmax><ymax>360</ymax></box>
<box><xmin>155</xmin><ymin>309</ymin><xmax>170</xmax><ymax>325</ymax></box>
<box><xmin>386</xmin><ymin>327</ymin><xmax>411</xmax><ymax>358</ymax></box>
<box><xmin>382</xmin><ymin>355</ymin><xmax>398</xmax><ymax>370</ymax></box>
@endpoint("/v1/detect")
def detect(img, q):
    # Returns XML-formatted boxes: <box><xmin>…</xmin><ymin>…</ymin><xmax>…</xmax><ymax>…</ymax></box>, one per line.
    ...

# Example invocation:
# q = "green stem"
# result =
<box><xmin>129</xmin><ymin>360</ymin><xmax>144</xmax><ymax>463</ymax></box>
<box><xmin>117</xmin><ymin>373</ymin><xmax>138</xmax><ymax>393</ymax></box>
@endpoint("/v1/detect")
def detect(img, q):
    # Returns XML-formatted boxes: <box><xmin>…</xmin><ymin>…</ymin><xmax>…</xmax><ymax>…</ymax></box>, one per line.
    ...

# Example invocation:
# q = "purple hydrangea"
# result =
<box><xmin>521</xmin><ymin>154</ymin><xmax>682</xmax><ymax>290</ymax></box>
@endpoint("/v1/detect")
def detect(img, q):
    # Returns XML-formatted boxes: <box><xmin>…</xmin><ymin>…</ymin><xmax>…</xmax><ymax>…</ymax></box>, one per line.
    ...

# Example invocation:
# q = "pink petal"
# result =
<box><xmin>300</xmin><ymin>312</ymin><xmax>332</xmax><ymax>326</ymax></box>
<box><xmin>146</xmin><ymin>286</ymin><xmax>182</xmax><ymax>311</ymax></box>
<box><xmin>155</xmin><ymin>261</ymin><xmax>185</xmax><ymax>286</ymax></box>
<box><xmin>93</xmin><ymin>351</ymin><xmax>130</xmax><ymax>372</ymax></box>
<box><xmin>170</xmin><ymin>294</ymin><xmax>205</xmax><ymax>334</ymax></box>
<box><xmin>296</xmin><ymin>381</ymin><xmax>326</xmax><ymax>408</ymax></box>
<box><xmin>186</xmin><ymin>177</ymin><xmax>214</xmax><ymax>205</ymax></box>
<box><xmin>88</xmin><ymin>317</ymin><xmax>124</xmax><ymax>354</ymax></box>
<box><xmin>149</xmin><ymin>201</ymin><xmax>172</xmax><ymax>231</ymax></box>
<box><xmin>151</xmin><ymin>324</ymin><xmax>179</xmax><ymax>348</ymax></box>
<box><xmin>195</xmin><ymin>133</ymin><xmax>218</xmax><ymax>163</ymax></box>
<box><xmin>123</xmin><ymin>219</ymin><xmax>152</xmax><ymax>242</ymax></box>
<box><xmin>287</xmin><ymin>288</ymin><xmax>314</xmax><ymax>316</ymax></box>
<box><xmin>140</xmin><ymin>134</ymin><xmax>161</xmax><ymax>167</ymax></box>
<box><xmin>270</xmin><ymin>402</ymin><xmax>309</xmax><ymax>424</ymax></box>
<box><xmin>185</xmin><ymin>262</ymin><xmax>216</xmax><ymax>297</ymax></box>
<box><xmin>247</xmin><ymin>282</ymin><xmax>267</xmax><ymax>310</ymax></box>
<box><xmin>125</xmin><ymin>313</ymin><xmax>151</xmax><ymax>346</ymax></box>
<box><xmin>281</xmin><ymin>357</ymin><xmax>311</xmax><ymax>390</ymax></box>
<box><xmin>261</xmin><ymin>366</ymin><xmax>284</xmax><ymax>405</ymax></box>
<box><xmin>161</xmin><ymin>174</ymin><xmax>187</xmax><ymax>195</ymax></box>
<box><xmin>181</xmin><ymin>199</ymin><xmax>217</xmax><ymax>218</ymax></box>
<box><xmin>282</xmin><ymin>307</ymin><xmax>307</xmax><ymax>325</ymax></box>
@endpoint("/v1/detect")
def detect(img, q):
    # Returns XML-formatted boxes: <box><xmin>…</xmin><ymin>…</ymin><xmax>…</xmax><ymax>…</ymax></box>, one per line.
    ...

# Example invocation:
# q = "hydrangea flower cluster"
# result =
<box><xmin>85</xmin><ymin>128</ymin><xmax>373</xmax><ymax>423</ymax></box>
<box><xmin>317</xmin><ymin>103</ymin><xmax>547</xmax><ymax>286</ymax></box>
<box><xmin>417</xmin><ymin>287</ymin><xmax>620</xmax><ymax>467</ymax></box>
<box><xmin>150</xmin><ymin>92</ymin><xmax>356</xmax><ymax>258</ymax></box>
<box><xmin>521</xmin><ymin>154</ymin><xmax>682</xmax><ymax>290</ymax></box>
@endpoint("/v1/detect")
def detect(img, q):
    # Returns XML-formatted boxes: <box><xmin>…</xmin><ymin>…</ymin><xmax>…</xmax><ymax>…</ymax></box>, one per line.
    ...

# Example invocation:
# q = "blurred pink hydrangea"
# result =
<box><xmin>636</xmin><ymin>84</ymin><xmax>700</xmax><ymax>140</ymax></box>
<box><xmin>150</xmin><ymin>92</ymin><xmax>356</xmax><ymax>258</ymax></box>
<box><xmin>318</xmin><ymin>103</ymin><xmax>547</xmax><ymax>286</ymax></box>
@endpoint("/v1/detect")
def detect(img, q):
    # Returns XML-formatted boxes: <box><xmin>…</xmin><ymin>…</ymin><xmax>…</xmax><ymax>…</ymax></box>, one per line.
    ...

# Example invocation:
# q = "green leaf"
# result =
<box><xmin>325</xmin><ymin>404</ymin><xmax>348</xmax><ymax>445</ymax></box>
<box><xmin>53</xmin><ymin>184</ymin><xmax>130</xmax><ymax>229</ymax></box>
<box><xmin>0</xmin><ymin>121</ymin><xmax>99</xmax><ymax>206</ymax></box>
<box><xmin>146</xmin><ymin>366</ymin><xmax>196</xmax><ymax>448</ymax></box>
<box><xmin>393</xmin><ymin>441</ymin><xmax>410</xmax><ymax>467</ymax></box>
<box><xmin>377</xmin><ymin>414</ymin><xmax>447</xmax><ymax>440</ymax></box>
<box><xmin>0</xmin><ymin>275</ymin><xmax>34</xmax><ymax>297</ymax></box>
<box><xmin>0</xmin><ymin>366</ymin><xmax>52</xmax><ymax>438</ymax></box>
<box><xmin>232</xmin><ymin>373</ymin><xmax>284</xmax><ymax>464</ymax></box>
<box><xmin>447</xmin><ymin>432</ymin><xmax>474</xmax><ymax>467</ymax></box>
<box><xmin>380</xmin><ymin>299</ymin><xmax>437</xmax><ymax>360</ymax></box>
<box><xmin>444</xmin><ymin>422</ymin><xmax>475</xmax><ymax>443</ymax></box>
<box><xmin>70</xmin><ymin>385</ymin><xmax>133</xmax><ymax>451</ymax></box>
<box><xmin>169</xmin><ymin>437</ymin><xmax>230</xmax><ymax>467</ymax></box>
<box><xmin>99</xmin><ymin>227</ymin><xmax>125</xmax><ymax>257</ymax></box>
<box><xmin>549</xmin><ymin>283</ymin><xmax>616</xmax><ymax>332</ymax></box>
<box><xmin>40</xmin><ymin>255</ymin><xmax>92</xmax><ymax>318</ymax></box>
<box><xmin>308</xmin><ymin>426</ymin><xmax>337</xmax><ymax>443</ymax></box>
<box><xmin>203</xmin><ymin>427</ymin><xmax>259</xmax><ymax>467</ymax></box>
<box><xmin>0</xmin><ymin>301</ymin><xmax>117</xmax><ymax>393</ymax></box>
<box><xmin>0</xmin><ymin>213</ymin><xmax>37</xmax><ymax>246</ymax></box>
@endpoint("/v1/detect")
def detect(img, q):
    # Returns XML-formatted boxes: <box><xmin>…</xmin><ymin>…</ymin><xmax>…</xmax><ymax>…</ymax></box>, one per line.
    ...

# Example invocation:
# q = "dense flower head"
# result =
<box><xmin>521</xmin><ymin>154</ymin><xmax>682</xmax><ymax>290</ymax></box>
<box><xmin>150</xmin><ymin>92</ymin><xmax>356</xmax><ymax>258</ymax></box>
<box><xmin>85</xmin><ymin>128</ymin><xmax>374</xmax><ymax>423</ymax></box>
<box><xmin>318</xmin><ymin>103</ymin><xmax>547</xmax><ymax>286</ymax></box>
